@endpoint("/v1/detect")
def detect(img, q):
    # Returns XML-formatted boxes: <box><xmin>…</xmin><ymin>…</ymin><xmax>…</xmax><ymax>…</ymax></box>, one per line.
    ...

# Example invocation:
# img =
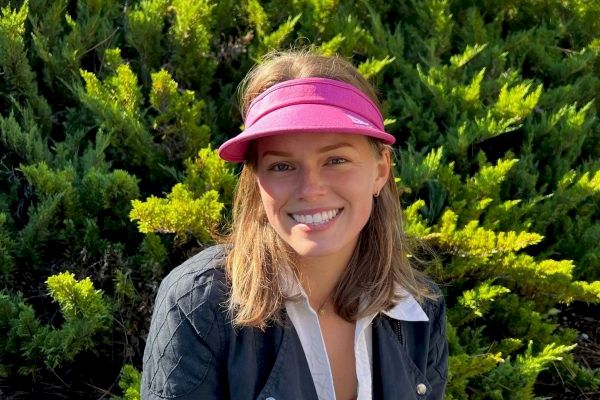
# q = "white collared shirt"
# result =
<box><xmin>283</xmin><ymin>275</ymin><xmax>429</xmax><ymax>400</ymax></box>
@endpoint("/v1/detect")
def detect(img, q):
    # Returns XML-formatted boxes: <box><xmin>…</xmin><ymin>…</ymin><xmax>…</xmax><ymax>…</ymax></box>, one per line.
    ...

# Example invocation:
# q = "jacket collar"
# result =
<box><xmin>279</xmin><ymin>267</ymin><xmax>428</xmax><ymax>322</ymax></box>
<box><xmin>255</xmin><ymin>307</ymin><xmax>431</xmax><ymax>400</ymax></box>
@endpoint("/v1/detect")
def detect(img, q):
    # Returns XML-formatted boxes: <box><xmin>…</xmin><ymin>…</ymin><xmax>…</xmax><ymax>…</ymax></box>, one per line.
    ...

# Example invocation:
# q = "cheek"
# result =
<box><xmin>343</xmin><ymin>174</ymin><xmax>376</xmax><ymax>222</ymax></box>
<box><xmin>257</xmin><ymin>177</ymin><xmax>286</xmax><ymax>219</ymax></box>
<box><xmin>340</xmin><ymin>170</ymin><xmax>376</xmax><ymax>202</ymax></box>
<box><xmin>355</xmin><ymin>189</ymin><xmax>375</xmax><ymax>217</ymax></box>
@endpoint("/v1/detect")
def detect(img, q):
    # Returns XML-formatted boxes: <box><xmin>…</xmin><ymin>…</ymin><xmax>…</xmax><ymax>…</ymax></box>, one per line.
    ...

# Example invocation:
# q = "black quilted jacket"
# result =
<box><xmin>141</xmin><ymin>246</ymin><xmax>448</xmax><ymax>400</ymax></box>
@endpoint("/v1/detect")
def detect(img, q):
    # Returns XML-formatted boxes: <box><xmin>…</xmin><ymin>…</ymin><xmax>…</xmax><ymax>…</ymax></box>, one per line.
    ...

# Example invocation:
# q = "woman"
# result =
<box><xmin>141</xmin><ymin>50</ymin><xmax>448</xmax><ymax>400</ymax></box>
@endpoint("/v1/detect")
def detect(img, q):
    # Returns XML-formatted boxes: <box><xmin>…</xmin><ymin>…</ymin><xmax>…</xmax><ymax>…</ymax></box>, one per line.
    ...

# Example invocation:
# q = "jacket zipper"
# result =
<box><xmin>394</xmin><ymin>320</ymin><xmax>403</xmax><ymax>346</ymax></box>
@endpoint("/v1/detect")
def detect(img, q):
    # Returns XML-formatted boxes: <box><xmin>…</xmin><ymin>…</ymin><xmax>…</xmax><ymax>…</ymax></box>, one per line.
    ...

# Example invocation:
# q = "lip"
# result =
<box><xmin>288</xmin><ymin>207</ymin><xmax>343</xmax><ymax>232</ymax></box>
<box><xmin>288</xmin><ymin>207</ymin><xmax>342</xmax><ymax>215</ymax></box>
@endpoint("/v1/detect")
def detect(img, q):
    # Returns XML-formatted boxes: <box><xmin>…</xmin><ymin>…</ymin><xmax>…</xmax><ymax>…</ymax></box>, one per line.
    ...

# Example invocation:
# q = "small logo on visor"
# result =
<box><xmin>347</xmin><ymin>114</ymin><xmax>371</xmax><ymax>126</ymax></box>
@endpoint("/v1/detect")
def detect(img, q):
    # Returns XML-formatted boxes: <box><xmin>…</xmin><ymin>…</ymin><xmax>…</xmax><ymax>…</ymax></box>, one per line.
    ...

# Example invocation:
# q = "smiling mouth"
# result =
<box><xmin>289</xmin><ymin>208</ymin><xmax>342</xmax><ymax>225</ymax></box>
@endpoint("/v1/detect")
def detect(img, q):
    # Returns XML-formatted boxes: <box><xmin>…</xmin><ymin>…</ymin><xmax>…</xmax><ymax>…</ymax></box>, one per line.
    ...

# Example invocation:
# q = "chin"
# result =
<box><xmin>288</xmin><ymin>240</ymin><xmax>348</xmax><ymax>260</ymax></box>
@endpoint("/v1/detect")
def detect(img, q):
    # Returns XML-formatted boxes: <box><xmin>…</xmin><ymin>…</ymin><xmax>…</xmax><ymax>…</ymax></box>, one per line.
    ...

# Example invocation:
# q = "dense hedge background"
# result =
<box><xmin>0</xmin><ymin>0</ymin><xmax>598</xmax><ymax>398</ymax></box>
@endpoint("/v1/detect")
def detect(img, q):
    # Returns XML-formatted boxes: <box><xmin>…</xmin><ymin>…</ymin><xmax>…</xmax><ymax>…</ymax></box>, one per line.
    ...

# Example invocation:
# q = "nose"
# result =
<box><xmin>296</xmin><ymin>166</ymin><xmax>326</xmax><ymax>199</ymax></box>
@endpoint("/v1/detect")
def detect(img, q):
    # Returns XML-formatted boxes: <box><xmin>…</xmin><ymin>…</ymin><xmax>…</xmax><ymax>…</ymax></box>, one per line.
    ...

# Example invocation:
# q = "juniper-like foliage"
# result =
<box><xmin>0</xmin><ymin>0</ymin><xmax>598</xmax><ymax>398</ymax></box>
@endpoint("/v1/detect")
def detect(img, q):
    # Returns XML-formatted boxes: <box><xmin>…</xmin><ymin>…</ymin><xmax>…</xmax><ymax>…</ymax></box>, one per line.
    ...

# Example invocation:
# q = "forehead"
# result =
<box><xmin>256</xmin><ymin>133</ymin><xmax>371</xmax><ymax>155</ymax></box>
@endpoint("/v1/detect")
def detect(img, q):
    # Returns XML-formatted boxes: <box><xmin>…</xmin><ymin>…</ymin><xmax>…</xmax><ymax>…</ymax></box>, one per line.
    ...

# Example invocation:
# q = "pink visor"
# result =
<box><xmin>218</xmin><ymin>77</ymin><xmax>395</xmax><ymax>162</ymax></box>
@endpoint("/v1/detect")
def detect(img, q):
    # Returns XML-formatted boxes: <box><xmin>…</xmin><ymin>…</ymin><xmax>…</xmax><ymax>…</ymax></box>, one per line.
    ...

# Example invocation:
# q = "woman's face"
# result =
<box><xmin>255</xmin><ymin>133</ymin><xmax>390</xmax><ymax>265</ymax></box>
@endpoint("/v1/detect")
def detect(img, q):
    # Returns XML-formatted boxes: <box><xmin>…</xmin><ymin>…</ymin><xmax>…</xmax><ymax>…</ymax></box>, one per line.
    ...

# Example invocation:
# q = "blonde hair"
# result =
<box><xmin>225</xmin><ymin>48</ymin><xmax>435</xmax><ymax>329</ymax></box>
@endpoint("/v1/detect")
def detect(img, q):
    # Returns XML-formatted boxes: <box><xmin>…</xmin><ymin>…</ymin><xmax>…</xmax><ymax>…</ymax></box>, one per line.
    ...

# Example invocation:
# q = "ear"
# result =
<box><xmin>373</xmin><ymin>148</ymin><xmax>391</xmax><ymax>195</ymax></box>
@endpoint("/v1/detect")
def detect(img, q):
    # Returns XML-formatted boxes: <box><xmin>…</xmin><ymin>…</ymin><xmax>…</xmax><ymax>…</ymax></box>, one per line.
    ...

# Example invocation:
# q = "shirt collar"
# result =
<box><xmin>279</xmin><ymin>267</ymin><xmax>428</xmax><ymax>322</ymax></box>
<box><xmin>381</xmin><ymin>287</ymin><xmax>429</xmax><ymax>322</ymax></box>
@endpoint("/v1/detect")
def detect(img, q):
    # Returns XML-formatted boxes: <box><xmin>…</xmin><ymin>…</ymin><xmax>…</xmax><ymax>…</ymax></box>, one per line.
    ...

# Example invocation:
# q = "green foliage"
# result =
<box><xmin>403</xmin><ymin>199</ymin><xmax>433</xmax><ymax>238</ymax></box>
<box><xmin>0</xmin><ymin>213</ymin><xmax>14</xmax><ymax>278</ymax></box>
<box><xmin>46</xmin><ymin>271</ymin><xmax>108</xmax><ymax>322</ymax></box>
<box><xmin>0</xmin><ymin>0</ymin><xmax>598</xmax><ymax>397</ymax></box>
<box><xmin>450</xmin><ymin>280</ymin><xmax>511</xmax><ymax>322</ymax></box>
<box><xmin>79</xmin><ymin>168</ymin><xmax>141</xmax><ymax>220</ymax></box>
<box><xmin>292</xmin><ymin>0</ymin><xmax>338</xmax><ymax>35</ymax></box>
<box><xmin>125</xmin><ymin>0</ymin><xmax>169</xmax><ymax>78</ymax></box>
<box><xmin>35</xmin><ymin>272</ymin><xmax>111</xmax><ymax>369</ymax></box>
<box><xmin>0</xmin><ymin>110</ymin><xmax>51</xmax><ymax>164</ymax></box>
<box><xmin>129</xmin><ymin>184</ymin><xmax>224</xmax><ymax>244</ymax></box>
<box><xmin>449</xmin><ymin>43</ymin><xmax>487</xmax><ymax>69</ymax></box>
<box><xmin>478</xmin><ymin>341</ymin><xmax>577</xmax><ymax>399</ymax></box>
<box><xmin>79</xmin><ymin>60</ymin><xmax>156</xmax><ymax>167</ymax></box>
<box><xmin>150</xmin><ymin>69</ymin><xmax>211</xmax><ymax>161</ymax></box>
<box><xmin>129</xmin><ymin>145</ymin><xmax>233</xmax><ymax>244</ymax></box>
<box><xmin>138</xmin><ymin>232</ymin><xmax>168</xmax><ymax>281</ymax></box>
<box><xmin>17</xmin><ymin>193</ymin><xmax>63</xmax><ymax>266</ymax></box>
<box><xmin>0</xmin><ymin>272</ymin><xmax>110</xmax><ymax>378</ymax></box>
<box><xmin>0</xmin><ymin>1</ymin><xmax>32</xmax><ymax>90</ymax></box>
<box><xmin>183</xmin><ymin>146</ymin><xmax>236</xmax><ymax>204</ymax></box>
<box><xmin>263</xmin><ymin>13</ymin><xmax>302</xmax><ymax>52</ymax></box>
<box><xmin>116</xmin><ymin>364</ymin><xmax>141</xmax><ymax>400</ymax></box>
<box><xmin>246</xmin><ymin>0</ymin><xmax>269</xmax><ymax>38</ymax></box>
<box><xmin>168</xmin><ymin>0</ymin><xmax>216</xmax><ymax>92</ymax></box>
<box><xmin>446</xmin><ymin>352</ymin><xmax>504</xmax><ymax>400</ymax></box>
<box><xmin>245</xmin><ymin>0</ymin><xmax>301</xmax><ymax>58</ymax></box>
<box><xmin>435</xmin><ymin>209</ymin><xmax>543</xmax><ymax>259</ymax></box>
<box><xmin>0</xmin><ymin>1</ymin><xmax>51</xmax><ymax>126</ymax></box>
<box><xmin>0</xmin><ymin>291</ymin><xmax>41</xmax><ymax>378</ymax></box>
<box><xmin>357</xmin><ymin>56</ymin><xmax>395</xmax><ymax>80</ymax></box>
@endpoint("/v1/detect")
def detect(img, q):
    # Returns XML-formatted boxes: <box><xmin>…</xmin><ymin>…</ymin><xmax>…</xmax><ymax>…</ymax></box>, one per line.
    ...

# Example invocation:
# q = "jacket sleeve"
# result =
<box><xmin>141</xmin><ymin>249</ymin><xmax>228</xmax><ymax>400</ymax></box>
<box><xmin>426</xmin><ymin>294</ymin><xmax>449</xmax><ymax>400</ymax></box>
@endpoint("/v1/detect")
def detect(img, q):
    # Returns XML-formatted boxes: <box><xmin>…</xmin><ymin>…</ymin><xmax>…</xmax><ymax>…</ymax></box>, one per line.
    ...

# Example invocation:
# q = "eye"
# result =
<box><xmin>269</xmin><ymin>162</ymin><xmax>293</xmax><ymax>172</ymax></box>
<box><xmin>327</xmin><ymin>157</ymin><xmax>348</xmax><ymax>165</ymax></box>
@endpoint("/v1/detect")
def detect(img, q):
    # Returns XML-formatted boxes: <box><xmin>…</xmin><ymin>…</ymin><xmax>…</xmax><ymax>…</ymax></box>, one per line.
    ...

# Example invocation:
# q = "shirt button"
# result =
<box><xmin>265</xmin><ymin>397</ymin><xmax>276</xmax><ymax>400</ymax></box>
<box><xmin>416</xmin><ymin>383</ymin><xmax>427</xmax><ymax>395</ymax></box>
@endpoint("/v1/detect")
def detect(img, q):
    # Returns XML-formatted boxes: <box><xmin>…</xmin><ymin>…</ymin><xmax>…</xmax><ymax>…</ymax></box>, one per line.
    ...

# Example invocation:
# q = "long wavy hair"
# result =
<box><xmin>224</xmin><ymin>48</ymin><xmax>435</xmax><ymax>329</ymax></box>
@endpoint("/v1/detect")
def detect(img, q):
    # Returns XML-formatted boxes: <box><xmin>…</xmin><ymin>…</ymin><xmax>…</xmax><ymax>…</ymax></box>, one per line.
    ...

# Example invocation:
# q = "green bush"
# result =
<box><xmin>0</xmin><ymin>0</ymin><xmax>598</xmax><ymax>398</ymax></box>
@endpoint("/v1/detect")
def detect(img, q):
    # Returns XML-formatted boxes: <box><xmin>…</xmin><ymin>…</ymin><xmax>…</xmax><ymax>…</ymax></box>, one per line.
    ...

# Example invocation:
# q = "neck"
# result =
<box><xmin>296</xmin><ymin>249</ymin><xmax>355</xmax><ymax>313</ymax></box>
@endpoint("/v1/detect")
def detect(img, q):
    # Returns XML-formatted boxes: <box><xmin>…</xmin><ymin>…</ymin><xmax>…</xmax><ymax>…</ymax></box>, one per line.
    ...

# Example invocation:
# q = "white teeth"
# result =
<box><xmin>291</xmin><ymin>209</ymin><xmax>340</xmax><ymax>225</ymax></box>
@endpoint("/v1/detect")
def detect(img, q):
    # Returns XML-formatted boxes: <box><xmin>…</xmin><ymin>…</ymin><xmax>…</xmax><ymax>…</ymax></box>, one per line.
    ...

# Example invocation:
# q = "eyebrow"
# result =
<box><xmin>261</xmin><ymin>142</ymin><xmax>356</xmax><ymax>158</ymax></box>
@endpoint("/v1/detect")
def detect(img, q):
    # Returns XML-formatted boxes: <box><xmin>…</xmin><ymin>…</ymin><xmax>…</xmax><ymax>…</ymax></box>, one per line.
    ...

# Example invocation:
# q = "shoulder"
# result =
<box><xmin>418</xmin><ymin>282</ymin><xmax>447</xmax><ymax>350</ymax></box>
<box><xmin>142</xmin><ymin>245</ymin><xmax>230</xmax><ymax>398</ymax></box>
<box><xmin>154</xmin><ymin>244</ymin><xmax>229</xmax><ymax>312</ymax></box>
<box><xmin>160</xmin><ymin>244</ymin><xmax>228</xmax><ymax>286</ymax></box>
<box><xmin>421</xmin><ymin>283</ymin><xmax>449</xmax><ymax>389</ymax></box>
<box><xmin>146</xmin><ymin>244</ymin><xmax>231</xmax><ymax>358</ymax></box>
<box><xmin>422</xmin><ymin>282</ymin><xmax>446</xmax><ymax>324</ymax></box>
